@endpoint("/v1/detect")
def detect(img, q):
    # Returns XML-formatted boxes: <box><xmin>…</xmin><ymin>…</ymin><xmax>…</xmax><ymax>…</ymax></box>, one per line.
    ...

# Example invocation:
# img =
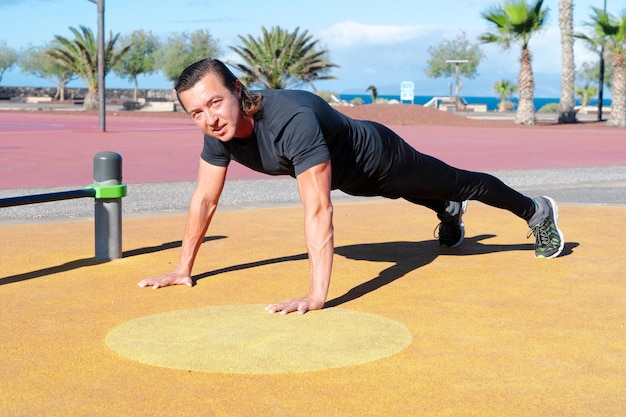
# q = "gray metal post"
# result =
<box><xmin>93</xmin><ymin>151</ymin><xmax>122</xmax><ymax>260</ymax></box>
<box><xmin>97</xmin><ymin>0</ymin><xmax>106</xmax><ymax>131</ymax></box>
<box><xmin>597</xmin><ymin>0</ymin><xmax>607</xmax><ymax>122</ymax></box>
<box><xmin>87</xmin><ymin>0</ymin><xmax>106</xmax><ymax>131</ymax></box>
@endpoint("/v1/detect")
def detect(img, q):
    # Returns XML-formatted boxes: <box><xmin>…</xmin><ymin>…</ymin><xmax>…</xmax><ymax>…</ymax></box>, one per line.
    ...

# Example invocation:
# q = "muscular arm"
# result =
<box><xmin>138</xmin><ymin>160</ymin><xmax>227</xmax><ymax>288</ymax></box>
<box><xmin>266</xmin><ymin>161</ymin><xmax>334</xmax><ymax>314</ymax></box>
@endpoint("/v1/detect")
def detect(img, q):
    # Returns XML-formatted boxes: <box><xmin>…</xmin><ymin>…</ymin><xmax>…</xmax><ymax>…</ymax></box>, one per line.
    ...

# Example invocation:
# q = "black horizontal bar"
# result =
<box><xmin>0</xmin><ymin>189</ymin><xmax>96</xmax><ymax>208</ymax></box>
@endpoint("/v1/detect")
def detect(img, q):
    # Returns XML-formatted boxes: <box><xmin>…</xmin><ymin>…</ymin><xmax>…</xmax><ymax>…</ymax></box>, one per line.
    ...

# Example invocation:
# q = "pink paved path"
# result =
<box><xmin>1</xmin><ymin>112</ymin><xmax>625</xmax><ymax>189</ymax></box>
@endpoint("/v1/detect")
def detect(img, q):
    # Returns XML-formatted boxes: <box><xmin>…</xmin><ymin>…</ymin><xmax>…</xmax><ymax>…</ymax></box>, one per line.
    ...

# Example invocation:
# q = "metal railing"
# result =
<box><xmin>0</xmin><ymin>151</ymin><xmax>127</xmax><ymax>260</ymax></box>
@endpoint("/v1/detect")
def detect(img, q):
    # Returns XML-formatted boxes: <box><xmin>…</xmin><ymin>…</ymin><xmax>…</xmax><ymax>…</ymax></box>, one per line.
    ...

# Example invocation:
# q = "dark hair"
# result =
<box><xmin>175</xmin><ymin>58</ymin><xmax>262</xmax><ymax>116</ymax></box>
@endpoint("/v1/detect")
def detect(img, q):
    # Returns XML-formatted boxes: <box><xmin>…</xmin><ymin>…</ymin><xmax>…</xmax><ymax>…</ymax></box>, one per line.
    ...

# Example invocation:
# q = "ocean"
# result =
<box><xmin>339</xmin><ymin>94</ymin><xmax>612</xmax><ymax>112</ymax></box>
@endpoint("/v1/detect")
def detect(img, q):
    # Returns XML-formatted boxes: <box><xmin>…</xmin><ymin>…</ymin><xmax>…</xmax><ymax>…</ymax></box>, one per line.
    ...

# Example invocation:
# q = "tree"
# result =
<box><xmin>575</xmin><ymin>83</ymin><xmax>597</xmax><ymax>107</ymax></box>
<box><xmin>46</xmin><ymin>26</ymin><xmax>130</xmax><ymax>110</ymax></box>
<box><xmin>576</xmin><ymin>8</ymin><xmax>626</xmax><ymax>127</ymax></box>
<box><xmin>159</xmin><ymin>30</ymin><xmax>222</xmax><ymax>88</ymax></box>
<box><xmin>228</xmin><ymin>26</ymin><xmax>338</xmax><ymax>90</ymax></box>
<box><xmin>425</xmin><ymin>31</ymin><xmax>486</xmax><ymax>98</ymax></box>
<box><xmin>19</xmin><ymin>44</ymin><xmax>76</xmax><ymax>101</ymax></box>
<box><xmin>493</xmin><ymin>79</ymin><xmax>518</xmax><ymax>112</ymax></box>
<box><xmin>366</xmin><ymin>85</ymin><xmax>378</xmax><ymax>103</ymax></box>
<box><xmin>558</xmin><ymin>0</ymin><xmax>577</xmax><ymax>124</ymax></box>
<box><xmin>576</xmin><ymin>61</ymin><xmax>601</xmax><ymax>110</ymax></box>
<box><xmin>113</xmin><ymin>30</ymin><xmax>161</xmax><ymax>101</ymax></box>
<box><xmin>480</xmin><ymin>0</ymin><xmax>549</xmax><ymax>125</ymax></box>
<box><xmin>578</xmin><ymin>59</ymin><xmax>614</xmax><ymax>89</ymax></box>
<box><xmin>0</xmin><ymin>40</ymin><xmax>18</xmax><ymax>84</ymax></box>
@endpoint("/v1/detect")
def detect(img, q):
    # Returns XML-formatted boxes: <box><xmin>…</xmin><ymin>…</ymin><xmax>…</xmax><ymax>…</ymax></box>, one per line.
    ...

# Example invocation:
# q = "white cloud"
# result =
<box><xmin>268</xmin><ymin>14</ymin><xmax>606</xmax><ymax>94</ymax></box>
<box><xmin>318</xmin><ymin>21</ymin><xmax>431</xmax><ymax>48</ymax></box>
<box><xmin>523</xmin><ymin>25</ymin><xmax>602</xmax><ymax>74</ymax></box>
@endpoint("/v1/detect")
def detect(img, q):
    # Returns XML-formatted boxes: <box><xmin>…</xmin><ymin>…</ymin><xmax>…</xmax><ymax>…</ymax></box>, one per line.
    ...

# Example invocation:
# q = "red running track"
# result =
<box><xmin>1</xmin><ymin>112</ymin><xmax>625</xmax><ymax>189</ymax></box>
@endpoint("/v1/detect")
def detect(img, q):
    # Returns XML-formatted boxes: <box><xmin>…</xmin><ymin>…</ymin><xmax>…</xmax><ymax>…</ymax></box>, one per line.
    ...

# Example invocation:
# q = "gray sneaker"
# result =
<box><xmin>434</xmin><ymin>201</ymin><xmax>468</xmax><ymax>248</ymax></box>
<box><xmin>527</xmin><ymin>196</ymin><xmax>564</xmax><ymax>259</ymax></box>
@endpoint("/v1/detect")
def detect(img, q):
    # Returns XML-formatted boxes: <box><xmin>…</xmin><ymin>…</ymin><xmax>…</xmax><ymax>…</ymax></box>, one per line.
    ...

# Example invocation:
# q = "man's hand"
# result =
<box><xmin>137</xmin><ymin>161</ymin><xmax>226</xmax><ymax>291</ymax></box>
<box><xmin>265</xmin><ymin>296</ymin><xmax>325</xmax><ymax>315</ymax></box>
<box><xmin>137</xmin><ymin>272</ymin><xmax>193</xmax><ymax>289</ymax></box>
<box><xmin>267</xmin><ymin>161</ymin><xmax>335</xmax><ymax>316</ymax></box>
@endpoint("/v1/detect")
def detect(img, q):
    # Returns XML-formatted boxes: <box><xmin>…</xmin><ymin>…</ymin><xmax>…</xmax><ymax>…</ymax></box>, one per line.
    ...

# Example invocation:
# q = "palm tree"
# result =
<box><xmin>558</xmin><ymin>0</ymin><xmax>577</xmax><ymax>123</ymax></box>
<box><xmin>493</xmin><ymin>79</ymin><xmax>518</xmax><ymax>112</ymax></box>
<box><xmin>577</xmin><ymin>8</ymin><xmax>626</xmax><ymax>127</ymax></box>
<box><xmin>46</xmin><ymin>26</ymin><xmax>130</xmax><ymax>110</ymax></box>
<box><xmin>480</xmin><ymin>0</ymin><xmax>549</xmax><ymax>125</ymax></box>
<box><xmin>575</xmin><ymin>83</ymin><xmax>597</xmax><ymax>108</ymax></box>
<box><xmin>228</xmin><ymin>26</ymin><xmax>338</xmax><ymax>90</ymax></box>
<box><xmin>366</xmin><ymin>85</ymin><xmax>378</xmax><ymax>103</ymax></box>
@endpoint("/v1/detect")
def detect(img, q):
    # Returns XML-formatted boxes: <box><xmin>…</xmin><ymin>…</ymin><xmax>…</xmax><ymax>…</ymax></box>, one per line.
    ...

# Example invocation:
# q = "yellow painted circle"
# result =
<box><xmin>106</xmin><ymin>305</ymin><xmax>412</xmax><ymax>374</ymax></box>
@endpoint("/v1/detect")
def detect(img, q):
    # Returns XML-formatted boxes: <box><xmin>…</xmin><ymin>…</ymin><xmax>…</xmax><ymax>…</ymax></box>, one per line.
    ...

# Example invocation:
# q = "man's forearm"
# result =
<box><xmin>175</xmin><ymin>196</ymin><xmax>216</xmax><ymax>275</ymax></box>
<box><xmin>304</xmin><ymin>206</ymin><xmax>334</xmax><ymax>306</ymax></box>
<box><xmin>306</xmin><ymin>235</ymin><xmax>334</xmax><ymax>306</ymax></box>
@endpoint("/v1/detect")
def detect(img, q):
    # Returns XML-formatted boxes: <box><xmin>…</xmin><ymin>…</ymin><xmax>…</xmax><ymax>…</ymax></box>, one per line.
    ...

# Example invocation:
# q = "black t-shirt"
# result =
<box><xmin>201</xmin><ymin>89</ymin><xmax>383</xmax><ymax>194</ymax></box>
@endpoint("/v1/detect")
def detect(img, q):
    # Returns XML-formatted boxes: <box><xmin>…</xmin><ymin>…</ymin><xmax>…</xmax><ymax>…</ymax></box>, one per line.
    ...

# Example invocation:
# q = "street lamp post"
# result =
<box><xmin>597</xmin><ymin>0</ymin><xmax>607</xmax><ymax>122</ymax></box>
<box><xmin>88</xmin><ymin>0</ymin><xmax>106</xmax><ymax>132</ymax></box>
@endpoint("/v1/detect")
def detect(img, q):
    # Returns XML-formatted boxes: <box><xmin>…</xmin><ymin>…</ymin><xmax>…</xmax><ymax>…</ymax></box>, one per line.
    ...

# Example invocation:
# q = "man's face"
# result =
<box><xmin>179</xmin><ymin>73</ymin><xmax>245</xmax><ymax>142</ymax></box>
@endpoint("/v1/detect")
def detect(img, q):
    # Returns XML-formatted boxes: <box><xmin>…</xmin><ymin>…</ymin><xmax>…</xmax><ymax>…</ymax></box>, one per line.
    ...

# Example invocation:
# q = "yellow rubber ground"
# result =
<box><xmin>106</xmin><ymin>305</ymin><xmax>413</xmax><ymax>374</ymax></box>
<box><xmin>1</xmin><ymin>200</ymin><xmax>625</xmax><ymax>416</ymax></box>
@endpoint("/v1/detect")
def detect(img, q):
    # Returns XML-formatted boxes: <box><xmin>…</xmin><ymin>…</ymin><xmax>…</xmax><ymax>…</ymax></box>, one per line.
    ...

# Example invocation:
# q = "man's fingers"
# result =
<box><xmin>280</xmin><ymin>304</ymin><xmax>299</xmax><ymax>315</ymax></box>
<box><xmin>297</xmin><ymin>303</ymin><xmax>309</xmax><ymax>315</ymax></box>
<box><xmin>137</xmin><ymin>274</ymin><xmax>192</xmax><ymax>289</ymax></box>
<box><xmin>266</xmin><ymin>299</ymin><xmax>311</xmax><ymax>315</ymax></box>
<box><xmin>265</xmin><ymin>304</ymin><xmax>281</xmax><ymax>313</ymax></box>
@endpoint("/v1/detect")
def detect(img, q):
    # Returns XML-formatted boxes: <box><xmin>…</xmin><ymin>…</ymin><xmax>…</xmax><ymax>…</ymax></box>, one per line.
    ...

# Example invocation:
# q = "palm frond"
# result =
<box><xmin>228</xmin><ymin>26</ymin><xmax>338</xmax><ymax>90</ymax></box>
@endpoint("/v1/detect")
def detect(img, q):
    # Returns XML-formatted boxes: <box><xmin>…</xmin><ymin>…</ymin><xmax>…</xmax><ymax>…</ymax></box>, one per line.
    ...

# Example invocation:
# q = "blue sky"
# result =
<box><xmin>0</xmin><ymin>0</ymin><xmax>615</xmax><ymax>97</ymax></box>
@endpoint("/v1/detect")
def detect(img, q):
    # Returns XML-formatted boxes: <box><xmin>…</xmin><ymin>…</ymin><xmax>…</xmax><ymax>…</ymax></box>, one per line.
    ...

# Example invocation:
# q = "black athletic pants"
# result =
<box><xmin>366</xmin><ymin>122</ymin><xmax>536</xmax><ymax>221</ymax></box>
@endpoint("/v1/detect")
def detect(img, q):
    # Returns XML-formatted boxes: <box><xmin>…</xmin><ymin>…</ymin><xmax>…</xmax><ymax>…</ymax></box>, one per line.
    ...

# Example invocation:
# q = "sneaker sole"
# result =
<box><xmin>536</xmin><ymin>196</ymin><xmax>565</xmax><ymax>259</ymax></box>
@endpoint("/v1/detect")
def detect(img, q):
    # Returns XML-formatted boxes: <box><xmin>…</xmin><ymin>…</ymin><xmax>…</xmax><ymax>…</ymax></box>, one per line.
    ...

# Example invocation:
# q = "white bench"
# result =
<box><xmin>140</xmin><ymin>101</ymin><xmax>176</xmax><ymax>112</ymax></box>
<box><xmin>24</xmin><ymin>96</ymin><xmax>53</xmax><ymax>103</ymax></box>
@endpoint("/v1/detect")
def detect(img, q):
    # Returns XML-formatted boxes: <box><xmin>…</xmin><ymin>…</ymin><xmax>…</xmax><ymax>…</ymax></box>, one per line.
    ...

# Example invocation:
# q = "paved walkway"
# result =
<box><xmin>1</xmin><ymin>111</ymin><xmax>625</xmax><ymax>416</ymax></box>
<box><xmin>1</xmin><ymin>111</ymin><xmax>625</xmax><ymax>223</ymax></box>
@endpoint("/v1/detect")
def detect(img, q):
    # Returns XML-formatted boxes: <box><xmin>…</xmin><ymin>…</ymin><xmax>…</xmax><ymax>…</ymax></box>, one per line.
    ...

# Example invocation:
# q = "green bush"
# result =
<box><xmin>538</xmin><ymin>102</ymin><xmax>559</xmax><ymax>113</ymax></box>
<box><xmin>350</xmin><ymin>97</ymin><xmax>364</xmax><ymax>106</ymax></box>
<box><xmin>498</xmin><ymin>100</ymin><xmax>516</xmax><ymax>112</ymax></box>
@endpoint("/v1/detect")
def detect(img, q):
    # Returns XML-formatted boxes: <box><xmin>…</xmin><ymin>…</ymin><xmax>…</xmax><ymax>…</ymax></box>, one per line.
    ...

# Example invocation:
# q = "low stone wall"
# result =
<box><xmin>0</xmin><ymin>86</ymin><xmax>174</xmax><ymax>101</ymax></box>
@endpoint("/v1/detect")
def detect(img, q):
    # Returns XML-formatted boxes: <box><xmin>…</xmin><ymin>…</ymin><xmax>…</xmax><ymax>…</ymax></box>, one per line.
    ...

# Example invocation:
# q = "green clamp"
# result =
<box><xmin>86</xmin><ymin>183</ymin><xmax>127</xmax><ymax>199</ymax></box>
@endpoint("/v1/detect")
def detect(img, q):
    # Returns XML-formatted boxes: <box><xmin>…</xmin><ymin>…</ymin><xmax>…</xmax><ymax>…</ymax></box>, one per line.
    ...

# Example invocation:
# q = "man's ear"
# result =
<box><xmin>235</xmin><ymin>80</ymin><xmax>242</xmax><ymax>99</ymax></box>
